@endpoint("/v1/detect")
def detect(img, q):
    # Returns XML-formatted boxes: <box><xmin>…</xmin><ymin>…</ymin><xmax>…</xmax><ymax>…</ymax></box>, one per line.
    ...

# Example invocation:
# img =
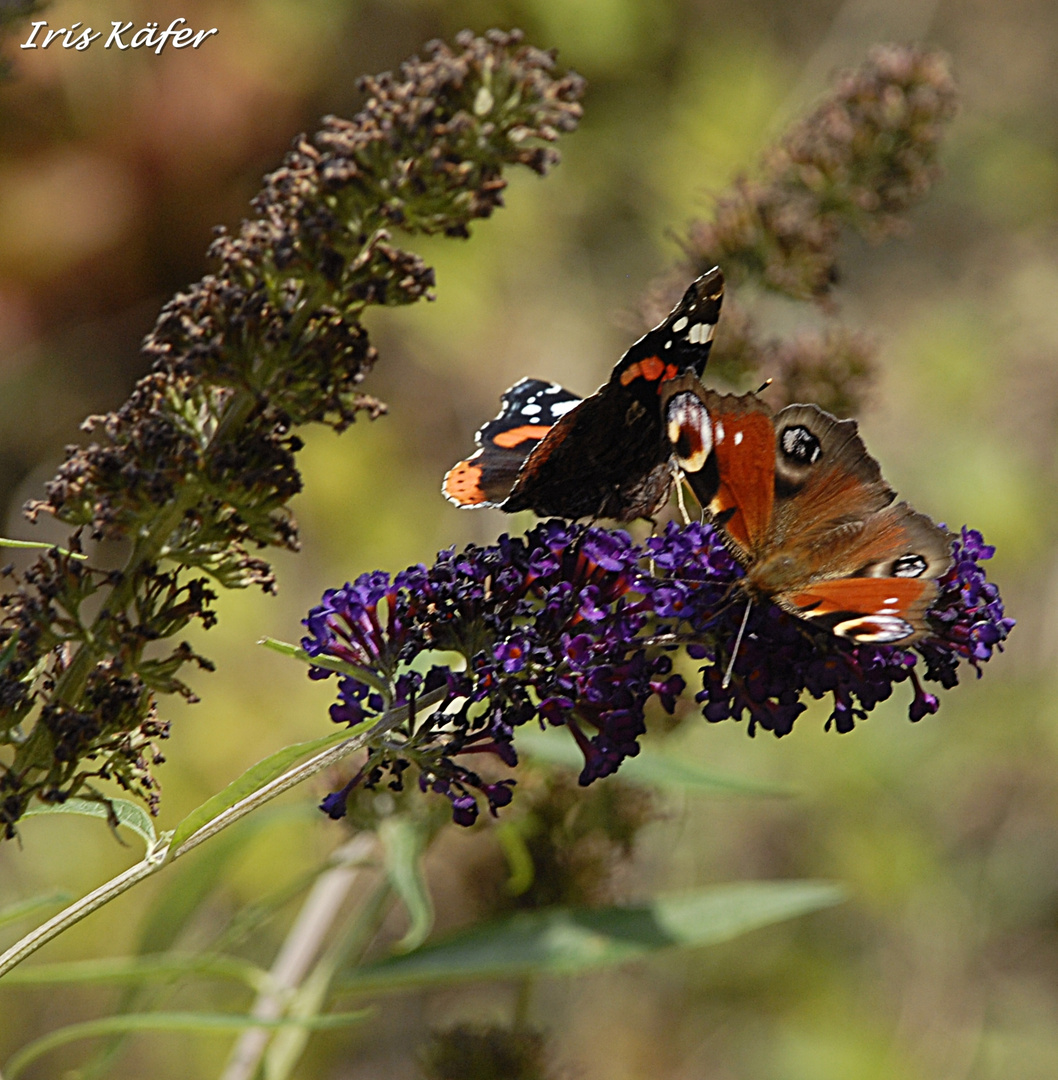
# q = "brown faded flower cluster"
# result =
<box><xmin>0</xmin><ymin>30</ymin><xmax>585</xmax><ymax>838</ymax></box>
<box><xmin>689</xmin><ymin>44</ymin><xmax>958</xmax><ymax>300</ymax></box>
<box><xmin>646</xmin><ymin>44</ymin><xmax>957</xmax><ymax>415</ymax></box>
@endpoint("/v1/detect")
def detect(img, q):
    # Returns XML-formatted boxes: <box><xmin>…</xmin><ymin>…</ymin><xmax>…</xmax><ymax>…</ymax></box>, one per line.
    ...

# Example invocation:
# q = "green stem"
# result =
<box><xmin>0</xmin><ymin>684</ymin><xmax>447</xmax><ymax>979</ymax></box>
<box><xmin>50</xmin><ymin>491</ymin><xmax>197</xmax><ymax>707</ymax></box>
<box><xmin>0</xmin><ymin>850</ymin><xmax>165</xmax><ymax>981</ymax></box>
<box><xmin>1</xmin><ymin>742</ymin><xmax>342</xmax><ymax>976</ymax></box>
<box><xmin>223</xmin><ymin>841</ymin><xmax>396</xmax><ymax>1080</ymax></box>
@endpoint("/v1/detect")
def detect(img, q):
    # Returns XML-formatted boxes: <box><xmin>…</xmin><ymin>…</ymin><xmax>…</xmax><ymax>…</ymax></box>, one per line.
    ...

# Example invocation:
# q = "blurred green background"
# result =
<box><xmin>0</xmin><ymin>0</ymin><xmax>1052</xmax><ymax>1077</ymax></box>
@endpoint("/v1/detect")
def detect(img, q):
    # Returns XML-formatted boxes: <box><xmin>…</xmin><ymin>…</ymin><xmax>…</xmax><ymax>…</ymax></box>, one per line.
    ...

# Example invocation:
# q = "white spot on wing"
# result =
<box><xmin>734</xmin><ymin>431</ymin><xmax>743</xmax><ymax>445</ymax></box>
<box><xmin>551</xmin><ymin>400</ymin><xmax>579</xmax><ymax>418</ymax></box>
<box><xmin>833</xmin><ymin>614</ymin><xmax>914</xmax><ymax>643</ymax></box>
<box><xmin>672</xmin><ymin>316</ymin><xmax>689</xmax><ymax>333</ymax></box>
<box><xmin>687</xmin><ymin>322</ymin><xmax>716</xmax><ymax>345</ymax></box>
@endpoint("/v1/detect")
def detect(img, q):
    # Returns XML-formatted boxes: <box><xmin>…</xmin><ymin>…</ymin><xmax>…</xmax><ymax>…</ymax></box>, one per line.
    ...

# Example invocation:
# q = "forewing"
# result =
<box><xmin>663</xmin><ymin>381</ymin><xmax>776</xmax><ymax>559</ymax></box>
<box><xmin>503</xmin><ymin>385</ymin><xmax>673</xmax><ymax>520</ymax></box>
<box><xmin>612</xmin><ymin>266</ymin><xmax>725</xmax><ymax>395</ymax></box>
<box><xmin>767</xmin><ymin>404</ymin><xmax>895</xmax><ymax>550</ymax></box>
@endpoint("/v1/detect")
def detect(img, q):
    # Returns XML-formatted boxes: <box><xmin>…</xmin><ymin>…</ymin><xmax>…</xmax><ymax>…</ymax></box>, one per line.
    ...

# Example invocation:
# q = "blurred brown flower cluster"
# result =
<box><xmin>647</xmin><ymin>44</ymin><xmax>957</xmax><ymax>415</ymax></box>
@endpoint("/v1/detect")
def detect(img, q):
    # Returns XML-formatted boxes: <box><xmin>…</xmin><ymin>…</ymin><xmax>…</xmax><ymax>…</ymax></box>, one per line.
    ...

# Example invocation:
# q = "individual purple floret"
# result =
<box><xmin>302</xmin><ymin>519</ymin><xmax>1011</xmax><ymax>825</ymax></box>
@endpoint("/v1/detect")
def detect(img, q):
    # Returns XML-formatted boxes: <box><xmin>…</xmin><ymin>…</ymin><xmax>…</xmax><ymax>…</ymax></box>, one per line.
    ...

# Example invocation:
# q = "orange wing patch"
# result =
<box><xmin>710</xmin><ymin>410</ymin><xmax>776</xmax><ymax>551</ymax></box>
<box><xmin>491</xmin><ymin>424</ymin><xmax>554</xmax><ymax>449</ymax></box>
<box><xmin>442</xmin><ymin>459</ymin><xmax>488</xmax><ymax>506</ymax></box>
<box><xmin>785</xmin><ymin>577</ymin><xmax>931</xmax><ymax>619</ymax></box>
<box><xmin>619</xmin><ymin>356</ymin><xmax>682</xmax><ymax>387</ymax></box>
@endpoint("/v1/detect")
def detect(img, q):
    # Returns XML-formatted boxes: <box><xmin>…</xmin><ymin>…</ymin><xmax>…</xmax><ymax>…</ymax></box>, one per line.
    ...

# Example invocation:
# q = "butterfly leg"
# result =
<box><xmin>722</xmin><ymin>598</ymin><xmax>754</xmax><ymax>690</ymax></box>
<box><xmin>644</xmin><ymin>515</ymin><xmax>660</xmax><ymax>577</ymax></box>
<box><xmin>669</xmin><ymin>457</ymin><xmax>695</xmax><ymax>524</ymax></box>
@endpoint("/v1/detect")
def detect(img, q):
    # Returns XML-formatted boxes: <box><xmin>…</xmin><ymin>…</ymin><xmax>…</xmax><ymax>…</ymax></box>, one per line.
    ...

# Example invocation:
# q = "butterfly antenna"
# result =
<box><xmin>755</xmin><ymin>377</ymin><xmax>773</xmax><ymax>395</ymax></box>
<box><xmin>722</xmin><ymin>598</ymin><xmax>753</xmax><ymax>689</ymax></box>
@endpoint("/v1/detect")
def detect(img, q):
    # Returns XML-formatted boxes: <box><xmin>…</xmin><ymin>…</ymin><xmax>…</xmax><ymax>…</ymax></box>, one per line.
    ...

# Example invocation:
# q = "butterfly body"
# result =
<box><xmin>443</xmin><ymin>268</ymin><xmax>724</xmax><ymax>522</ymax></box>
<box><xmin>663</xmin><ymin>375</ymin><xmax>951</xmax><ymax>644</ymax></box>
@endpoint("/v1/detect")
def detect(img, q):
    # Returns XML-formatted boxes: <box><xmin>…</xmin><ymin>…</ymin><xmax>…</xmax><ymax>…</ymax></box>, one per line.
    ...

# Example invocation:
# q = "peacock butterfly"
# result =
<box><xmin>661</xmin><ymin>374</ymin><xmax>952</xmax><ymax>644</ymax></box>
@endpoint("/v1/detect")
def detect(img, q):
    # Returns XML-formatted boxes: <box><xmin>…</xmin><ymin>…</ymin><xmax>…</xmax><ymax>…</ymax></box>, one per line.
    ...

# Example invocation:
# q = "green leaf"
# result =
<box><xmin>0</xmin><ymin>953</ymin><xmax>268</xmax><ymax>991</ymax></box>
<box><xmin>0</xmin><ymin>536</ymin><xmax>87</xmax><ymax>559</ymax></box>
<box><xmin>137</xmin><ymin>810</ymin><xmax>293</xmax><ymax>956</ymax></box>
<box><xmin>22</xmin><ymin>797</ymin><xmax>157</xmax><ymax>849</ymax></box>
<box><xmin>516</xmin><ymin>728</ymin><xmax>793</xmax><ymax>796</ymax></box>
<box><xmin>3</xmin><ymin>1010</ymin><xmax>370</xmax><ymax>1079</ymax></box>
<box><xmin>341</xmin><ymin>881</ymin><xmax>845</xmax><ymax>992</ymax></box>
<box><xmin>170</xmin><ymin>724</ymin><xmax>370</xmax><ymax>851</ymax></box>
<box><xmin>0</xmin><ymin>892</ymin><xmax>72</xmax><ymax>930</ymax></box>
<box><xmin>0</xmin><ymin>630</ymin><xmax>18</xmax><ymax>678</ymax></box>
<box><xmin>380</xmin><ymin>818</ymin><xmax>434</xmax><ymax>952</ymax></box>
<box><xmin>259</xmin><ymin>636</ymin><xmax>390</xmax><ymax>696</ymax></box>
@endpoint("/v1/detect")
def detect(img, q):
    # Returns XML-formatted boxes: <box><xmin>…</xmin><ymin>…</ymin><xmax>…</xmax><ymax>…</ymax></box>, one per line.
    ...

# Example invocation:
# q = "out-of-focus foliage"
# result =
<box><xmin>0</xmin><ymin>1</ymin><xmax>1051</xmax><ymax>1078</ymax></box>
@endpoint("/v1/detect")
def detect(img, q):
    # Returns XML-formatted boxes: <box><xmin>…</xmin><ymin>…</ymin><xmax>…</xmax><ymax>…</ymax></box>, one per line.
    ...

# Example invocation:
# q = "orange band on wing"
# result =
<box><xmin>786</xmin><ymin>577</ymin><xmax>932</xmax><ymax>618</ymax></box>
<box><xmin>619</xmin><ymin>356</ymin><xmax>679</xmax><ymax>387</ymax></box>
<box><xmin>491</xmin><ymin>424</ymin><xmax>553</xmax><ymax>449</ymax></box>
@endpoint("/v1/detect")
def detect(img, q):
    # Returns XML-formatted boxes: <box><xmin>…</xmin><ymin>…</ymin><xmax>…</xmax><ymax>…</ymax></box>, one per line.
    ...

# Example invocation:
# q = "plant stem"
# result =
<box><xmin>220</xmin><ymin>833</ymin><xmax>376</xmax><ymax>1080</ymax></box>
<box><xmin>0</xmin><ymin>850</ymin><xmax>165</xmax><ymax>980</ymax></box>
<box><xmin>0</xmin><ymin>707</ymin><xmax>406</xmax><ymax>979</ymax></box>
<box><xmin>51</xmin><ymin>386</ymin><xmax>259</xmax><ymax>707</ymax></box>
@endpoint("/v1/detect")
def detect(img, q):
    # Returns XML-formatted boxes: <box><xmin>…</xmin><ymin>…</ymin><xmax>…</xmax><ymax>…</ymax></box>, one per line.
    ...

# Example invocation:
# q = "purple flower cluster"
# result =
<box><xmin>302</xmin><ymin>523</ymin><xmax>682</xmax><ymax>825</ymax></box>
<box><xmin>917</xmin><ymin>527</ymin><xmax>1015</xmax><ymax>687</ymax></box>
<box><xmin>303</xmin><ymin>520</ymin><xmax>1012</xmax><ymax>824</ymax></box>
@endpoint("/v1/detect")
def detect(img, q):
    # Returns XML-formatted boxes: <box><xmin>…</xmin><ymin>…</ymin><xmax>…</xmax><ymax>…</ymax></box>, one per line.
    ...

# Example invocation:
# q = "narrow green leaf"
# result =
<box><xmin>341</xmin><ymin>881</ymin><xmax>845</xmax><ymax>992</ymax></box>
<box><xmin>22</xmin><ymin>797</ymin><xmax>157</xmax><ymax>848</ymax></box>
<box><xmin>0</xmin><ymin>953</ymin><xmax>269</xmax><ymax>991</ymax></box>
<box><xmin>137</xmin><ymin>811</ymin><xmax>291</xmax><ymax>956</ymax></box>
<box><xmin>3</xmin><ymin>1010</ymin><xmax>370</xmax><ymax>1079</ymax></box>
<box><xmin>516</xmin><ymin>728</ymin><xmax>793</xmax><ymax>796</ymax></box>
<box><xmin>259</xmin><ymin>636</ymin><xmax>390</xmax><ymax>696</ymax></box>
<box><xmin>170</xmin><ymin>724</ymin><xmax>369</xmax><ymax>851</ymax></box>
<box><xmin>0</xmin><ymin>537</ymin><xmax>87</xmax><ymax>559</ymax></box>
<box><xmin>380</xmin><ymin>818</ymin><xmax>434</xmax><ymax>952</ymax></box>
<box><xmin>0</xmin><ymin>892</ymin><xmax>72</xmax><ymax>931</ymax></box>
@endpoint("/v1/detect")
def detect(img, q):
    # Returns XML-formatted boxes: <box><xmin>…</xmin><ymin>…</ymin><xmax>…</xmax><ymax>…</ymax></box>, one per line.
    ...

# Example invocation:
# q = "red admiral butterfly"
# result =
<box><xmin>443</xmin><ymin>267</ymin><xmax>724</xmax><ymax>522</ymax></box>
<box><xmin>662</xmin><ymin>374</ymin><xmax>951</xmax><ymax>644</ymax></box>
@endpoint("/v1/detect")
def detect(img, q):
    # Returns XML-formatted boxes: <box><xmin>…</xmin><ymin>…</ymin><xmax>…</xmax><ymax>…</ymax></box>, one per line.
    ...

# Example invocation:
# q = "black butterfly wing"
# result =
<box><xmin>503</xmin><ymin>267</ymin><xmax>725</xmax><ymax>521</ymax></box>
